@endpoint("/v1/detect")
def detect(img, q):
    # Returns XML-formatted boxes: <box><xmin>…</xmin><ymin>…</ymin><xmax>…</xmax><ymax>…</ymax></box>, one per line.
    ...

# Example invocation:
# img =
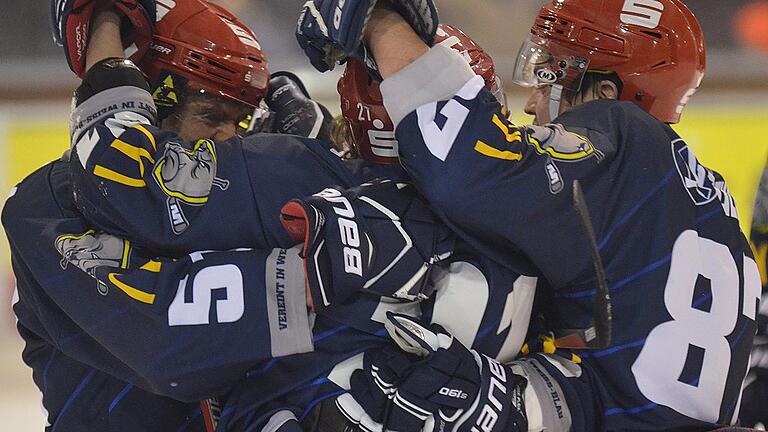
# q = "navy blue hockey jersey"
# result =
<box><xmin>381</xmin><ymin>46</ymin><xmax>760</xmax><ymax>429</ymax></box>
<box><xmin>5</xmin><ymin>159</ymin><xmax>206</xmax><ymax>430</ymax></box>
<box><xmin>4</xmin><ymin>157</ymin><xmax>540</xmax><ymax>430</ymax></box>
<box><xmin>68</xmin><ymin>83</ymin><xmax>395</xmax><ymax>256</ymax></box>
<box><xmin>1</xmin><ymin>62</ymin><xmax>555</xmax><ymax>431</ymax></box>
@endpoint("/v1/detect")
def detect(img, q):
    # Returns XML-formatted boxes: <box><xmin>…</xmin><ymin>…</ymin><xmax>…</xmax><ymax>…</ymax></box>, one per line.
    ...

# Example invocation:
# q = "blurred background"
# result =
<box><xmin>1</xmin><ymin>0</ymin><xmax>767</xmax><ymax>429</ymax></box>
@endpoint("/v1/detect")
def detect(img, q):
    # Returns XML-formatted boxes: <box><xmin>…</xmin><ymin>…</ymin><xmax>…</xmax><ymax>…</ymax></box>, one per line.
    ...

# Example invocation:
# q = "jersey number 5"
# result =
<box><xmin>631</xmin><ymin>230</ymin><xmax>760</xmax><ymax>423</ymax></box>
<box><xmin>168</xmin><ymin>263</ymin><xmax>245</xmax><ymax>326</ymax></box>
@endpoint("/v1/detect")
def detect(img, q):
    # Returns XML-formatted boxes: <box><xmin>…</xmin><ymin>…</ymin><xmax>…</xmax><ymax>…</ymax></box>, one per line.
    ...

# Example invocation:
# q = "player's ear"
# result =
<box><xmin>597</xmin><ymin>79</ymin><xmax>619</xmax><ymax>100</ymax></box>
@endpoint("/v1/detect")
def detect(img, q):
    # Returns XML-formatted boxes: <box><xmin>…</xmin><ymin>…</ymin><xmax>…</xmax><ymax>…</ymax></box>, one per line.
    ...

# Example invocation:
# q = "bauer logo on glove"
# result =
<box><xmin>280</xmin><ymin>179</ymin><xmax>454</xmax><ymax>312</ymax></box>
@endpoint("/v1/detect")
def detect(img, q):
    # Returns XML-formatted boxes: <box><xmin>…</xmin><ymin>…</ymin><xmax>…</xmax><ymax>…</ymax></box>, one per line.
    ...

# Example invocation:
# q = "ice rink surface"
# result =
<box><xmin>0</xmin><ymin>333</ymin><xmax>46</xmax><ymax>431</ymax></box>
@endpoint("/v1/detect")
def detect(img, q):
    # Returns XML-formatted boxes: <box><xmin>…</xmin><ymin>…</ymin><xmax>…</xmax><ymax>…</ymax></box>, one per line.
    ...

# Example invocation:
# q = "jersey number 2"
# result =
<box><xmin>631</xmin><ymin>230</ymin><xmax>760</xmax><ymax>423</ymax></box>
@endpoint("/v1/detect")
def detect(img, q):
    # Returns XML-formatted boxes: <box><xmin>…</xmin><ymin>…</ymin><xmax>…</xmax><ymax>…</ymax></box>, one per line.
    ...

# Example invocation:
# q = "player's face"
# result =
<box><xmin>523</xmin><ymin>85</ymin><xmax>572</xmax><ymax>125</ymax></box>
<box><xmin>524</xmin><ymin>79</ymin><xmax>619</xmax><ymax>125</ymax></box>
<box><xmin>172</xmin><ymin>114</ymin><xmax>238</xmax><ymax>142</ymax></box>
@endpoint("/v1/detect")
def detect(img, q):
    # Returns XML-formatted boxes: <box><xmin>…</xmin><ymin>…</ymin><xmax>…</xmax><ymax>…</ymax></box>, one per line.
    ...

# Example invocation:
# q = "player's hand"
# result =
<box><xmin>295</xmin><ymin>0</ymin><xmax>378</xmax><ymax>73</ymax></box>
<box><xmin>52</xmin><ymin>0</ymin><xmax>157</xmax><ymax>77</ymax></box>
<box><xmin>279</xmin><ymin>179</ymin><xmax>454</xmax><ymax>313</ymax></box>
<box><xmin>295</xmin><ymin>0</ymin><xmax>438</xmax><ymax>75</ymax></box>
<box><xmin>338</xmin><ymin>313</ymin><xmax>529</xmax><ymax>432</ymax></box>
<box><xmin>263</xmin><ymin>71</ymin><xmax>333</xmax><ymax>144</ymax></box>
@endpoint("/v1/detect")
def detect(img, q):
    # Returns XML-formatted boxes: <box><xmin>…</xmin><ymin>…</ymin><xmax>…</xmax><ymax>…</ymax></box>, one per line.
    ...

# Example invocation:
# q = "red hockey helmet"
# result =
<box><xmin>133</xmin><ymin>0</ymin><xmax>269</xmax><ymax>116</ymax></box>
<box><xmin>338</xmin><ymin>24</ymin><xmax>501</xmax><ymax>164</ymax></box>
<box><xmin>512</xmin><ymin>0</ymin><xmax>705</xmax><ymax>124</ymax></box>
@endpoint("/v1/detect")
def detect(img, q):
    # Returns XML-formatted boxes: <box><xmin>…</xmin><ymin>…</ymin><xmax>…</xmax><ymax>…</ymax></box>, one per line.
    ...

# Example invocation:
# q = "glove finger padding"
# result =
<box><xmin>266</xmin><ymin>71</ymin><xmax>332</xmax><ymax>143</ymax></box>
<box><xmin>280</xmin><ymin>180</ymin><xmax>454</xmax><ymax>312</ymax></box>
<box><xmin>349</xmin><ymin>344</ymin><xmax>415</xmax><ymax>423</ymax></box>
<box><xmin>52</xmin><ymin>0</ymin><xmax>156</xmax><ymax>78</ymax></box>
<box><xmin>296</xmin><ymin>0</ymin><xmax>377</xmax><ymax>73</ymax></box>
<box><xmin>385</xmin><ymin>313</ymin><xmax>480</xmax><ymax>412</ymax></box>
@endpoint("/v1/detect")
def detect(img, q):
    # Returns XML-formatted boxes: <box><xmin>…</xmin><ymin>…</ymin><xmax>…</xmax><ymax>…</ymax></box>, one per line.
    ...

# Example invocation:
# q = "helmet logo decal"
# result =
<box><xmin>536</xmin><ymin>69</ymin><xmax>558</xmax><ymax>84</ymax></box>
<box><xmin>152</xmin><ymin>74</ymin><xmax>179</xmax><ymax>108</ymax></box>
<box><xmin>438</xmin><ymin>35</ymin><xmax>473</xmax><ymax>64</ymax></box>
<box><xmin>156</xmin><ymin>0</ymin><xmax>177</xmax><ymax>23</ymax></box>
<box><xmin>221</xmin><ymin>17</ymin><xmax>262</xmax><ymax>50</ymax></box>
<box><xmin>620</xmin><ymin>0</ymin><xmax>664</xmax><ymax>29</ymax></box>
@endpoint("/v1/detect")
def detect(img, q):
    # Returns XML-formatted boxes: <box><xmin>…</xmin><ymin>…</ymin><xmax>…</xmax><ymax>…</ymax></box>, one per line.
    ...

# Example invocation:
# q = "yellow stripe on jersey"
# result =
<box><xmin>492</xmin><ymin>114</ymin><xmax>523</xmax><ymax>143</ymax></box>
<box><xmin>121</xmin><ymin>239</ymin><xmax>131</xmax><ymax>269</ymax></box>
<box><xmin>474</xmin><ymin>140</ymin><xmax>523</xmax><ymax>161</ymax></box>
<box><xmin>132</xmin><ymin>124</ymin><xmax>157</xmax><ymax>150</ymax></box>
<box><xmin>110</xmin><ymin>139</ymin><xmax>155</xmax><ymax>177</ymax></box>
<box><xmin>108</xmin><ymin>273</ymin><xmax>156</xmax><ymax>304</ymax></box>
<box><xmin>93</xmin><ymin>165</ymin><xmax>146</xmax><ymax>187</ymax></box>
<box><xmin>140</xmin><ymin>260</ymin><xmax>163</xmax><ymax>273</ymax></box>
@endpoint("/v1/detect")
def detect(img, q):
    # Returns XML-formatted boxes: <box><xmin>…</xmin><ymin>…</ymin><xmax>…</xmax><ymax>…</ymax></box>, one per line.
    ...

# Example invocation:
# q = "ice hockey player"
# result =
<box><xmin>296</xmin><ymin>0</ymin><xmax>760</xmax><ymax>429</ymax></box>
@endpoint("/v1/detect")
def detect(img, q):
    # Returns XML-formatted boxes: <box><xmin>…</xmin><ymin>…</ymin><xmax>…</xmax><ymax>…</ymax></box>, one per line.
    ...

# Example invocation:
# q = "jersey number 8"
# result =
<box><xmin>631</xmin><ymin>229</ymin><xmax>761</xmax><ymax>423</ymax></box>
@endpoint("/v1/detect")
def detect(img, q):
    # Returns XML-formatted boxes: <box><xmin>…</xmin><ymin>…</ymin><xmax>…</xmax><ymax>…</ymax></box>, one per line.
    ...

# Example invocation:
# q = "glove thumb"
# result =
<box><xmin>384</xmin><ymin>312</ymin><xmax>452</xmax><ymax>357</ymax></box>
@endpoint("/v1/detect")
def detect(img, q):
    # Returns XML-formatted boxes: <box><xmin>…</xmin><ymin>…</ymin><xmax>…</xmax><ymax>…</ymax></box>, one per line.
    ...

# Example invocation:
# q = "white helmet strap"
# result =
<box><xmin>549</xmin><ymin>84</ymin><xmax>563</xmax><ymax>122</ymax></box>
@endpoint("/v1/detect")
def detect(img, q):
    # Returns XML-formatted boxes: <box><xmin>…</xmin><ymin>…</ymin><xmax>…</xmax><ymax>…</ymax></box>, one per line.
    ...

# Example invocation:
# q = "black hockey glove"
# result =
<box><xmin>263</xmin><ymin>71</ymin><xmax>333</xmax><ymax>145</ymax></box>
<box><xmin>280</xmin><ymin>179</ymin><xmax>454</xmax><ymax>313</ymax></box>
<box><xmin>339</xmin><ymin>313</ymin><xmax>529</xmax><ymax>432</ymax></box>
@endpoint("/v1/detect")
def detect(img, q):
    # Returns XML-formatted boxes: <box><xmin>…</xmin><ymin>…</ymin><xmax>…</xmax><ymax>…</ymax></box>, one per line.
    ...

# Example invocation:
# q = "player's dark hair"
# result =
<box><xmin>163</xmin><ymin>87</ymin><xmax>252</xmax><ymax>132</ymax></box>
<box><xmin>578</xmin><ymin>71</ymin><xmax>624</xmax><ymax>101</ymax></box>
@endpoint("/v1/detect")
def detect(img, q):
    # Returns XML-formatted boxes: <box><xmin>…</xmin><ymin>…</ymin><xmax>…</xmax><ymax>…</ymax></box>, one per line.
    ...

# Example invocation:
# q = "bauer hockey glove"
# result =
<box><xmin>280</xmin><ymin>179</ymin><xmax>454</xmax><ymax>312</ymax></box>
<box><xmin>340</xmin><ymin>312</ymin><xmax>529</xmax><ymax>432</ymax></box>
<box><xmin>51</xmin><ymin>0</ymin><xmax>156</xmax><ymax>77</ymax></box>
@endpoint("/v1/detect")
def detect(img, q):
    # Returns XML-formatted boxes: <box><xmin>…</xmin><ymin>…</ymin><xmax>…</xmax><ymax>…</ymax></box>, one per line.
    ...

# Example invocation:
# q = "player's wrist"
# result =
<box><xmin>364</xmin><ymin>5</ymin><xmax>429</xmax><ymax>80</ymax></box>
<box><xmin>85</xmin><ymin>5</ymin><xmax>125</xmax><ymax>72</ymax></box>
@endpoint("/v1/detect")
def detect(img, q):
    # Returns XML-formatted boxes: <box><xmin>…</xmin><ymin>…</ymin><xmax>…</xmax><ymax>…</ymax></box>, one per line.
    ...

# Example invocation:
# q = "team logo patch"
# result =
<box><xmin>525</xmin><ymin>124</ymin><xmax>599</xmax><ymax>162</ymax></box>
<box><xmin>55</xmin><ymin>230</ymin><xmax>130</xmax><ymax>274</ymax></box>
<box><xmin>672</xmin><ymin>139</ymin><xmax>738</xmax><ymax>219</ymax></box>
<box><xmin>55</xmin><ymin>230</ymin><xmax>131</xmax><ymax>295</ymax></box>
<box><xmin>545</xmin><ymin>161</ymin><xmax>564</xmax><ymax>194</ymax></box>
<box><xmin>153</xmin><ymin>139</ymin><xmax>230</xmax><ymax>234</ymax></box>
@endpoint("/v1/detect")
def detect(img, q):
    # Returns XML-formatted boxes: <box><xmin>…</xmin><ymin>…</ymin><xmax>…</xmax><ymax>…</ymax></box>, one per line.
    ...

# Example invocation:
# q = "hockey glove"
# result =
<box><xmin>280</xmin><ymin>179</ymin><xmax>454</xmax><ymax>312</ymax></box>
<box><xmin>341</xmin><ymin>313</ymin><xmax>529</xmax><ymax>432</ymax></box>
<box><xmin>295</xmin><ymin>0</ymin><xmax>439</xmax><ymax>76</ymax></box>
<box><xmin>264</xmin><ymin>71</ymin><xmax>333</xmax><ymax>144</ymax></box>
<box><xmin>295</xmin><ymin>0</ymin><xmax>377</xmax><ymax>73</ymax></box>
<box><xmin>52</xmin><ymin>0</ymin><xmax>156</xmax><ymax>78</ymax></box>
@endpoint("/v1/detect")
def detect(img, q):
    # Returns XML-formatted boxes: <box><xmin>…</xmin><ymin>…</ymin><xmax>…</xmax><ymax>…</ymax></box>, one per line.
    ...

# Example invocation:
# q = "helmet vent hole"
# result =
<box><xmin>247</xmin><ymin>56</ymin><xmax>263</xmax><ymax>64</ymax></box>
<box><xmin>190</xmin><ymin>51</ymin><xmax>204</xmax><ymax>60</ymax></box>
<box><xmin>207</xmin><ymin>60</ymin><xmax>236</xmax><ymax>74</ymax></box>
<box><xmin>207</xmin><ymin>70</ymin><xmax>233</xmax><ymax>82</ymax></box>
<box><xmin>641</xmin><ymin>30</ymin><xmax>663</xmax><ymax>40</ymax></box>
<box><xmin>185</xmin><ymin>61</ymin><xmax>201</xmax><ymax>70</ymax></box>
<box><xmin>651</xmin><ymin>60</ymin><xmax>668</xmax><ymax>69</ymax></box>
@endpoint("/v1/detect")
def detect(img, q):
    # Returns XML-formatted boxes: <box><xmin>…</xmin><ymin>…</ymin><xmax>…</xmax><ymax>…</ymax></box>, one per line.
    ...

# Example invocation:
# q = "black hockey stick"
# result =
<box><xmin>554</xmin><ymin>180</ymin><xmax>613</xmax><ymax>349</ymax></box>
